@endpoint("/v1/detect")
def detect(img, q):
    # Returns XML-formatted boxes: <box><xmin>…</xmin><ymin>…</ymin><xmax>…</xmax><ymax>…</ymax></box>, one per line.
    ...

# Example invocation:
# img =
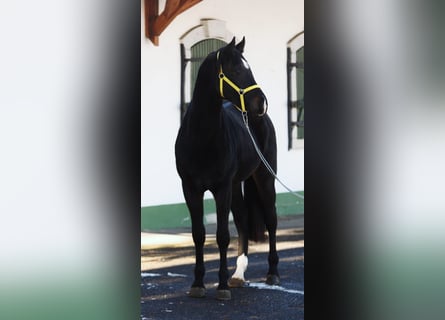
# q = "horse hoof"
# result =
<box><xmin>216</xmin><ymin>289</ymin><xmax>231</xmax><ymax>300</ymax></box>
<box><xmin>189</xmin><ymin>287</ymin><xmax>206</xmax><ymax>298</ymax></box>
<box><xmin>228</xmin><ymin>277</ymin><xmax>245</xmax><ymax>288</ymax></box>
<box><xmin>266</xmin><ymin>274</ymin><xmax>280</xmax><ymax>285</ymax></box>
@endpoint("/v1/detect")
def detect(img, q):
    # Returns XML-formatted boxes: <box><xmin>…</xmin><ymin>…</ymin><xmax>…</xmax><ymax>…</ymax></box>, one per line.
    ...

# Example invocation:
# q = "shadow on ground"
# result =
<box><xmin>141</xmin><ymin>220</ymin><xmax>304</xmax><ymax>320</ymax></box>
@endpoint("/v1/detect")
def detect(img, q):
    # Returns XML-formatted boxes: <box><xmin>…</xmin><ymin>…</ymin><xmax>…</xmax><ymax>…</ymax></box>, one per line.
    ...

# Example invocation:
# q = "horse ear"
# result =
<box><xmin>235</xmin><ymin>37</ymin><xmax>245</xmax><ymax>53</ymax></box>
<box><xmin>228</xmin><ymin>37</ymin><xmax>236</xmax><ymax>47</ymax></box>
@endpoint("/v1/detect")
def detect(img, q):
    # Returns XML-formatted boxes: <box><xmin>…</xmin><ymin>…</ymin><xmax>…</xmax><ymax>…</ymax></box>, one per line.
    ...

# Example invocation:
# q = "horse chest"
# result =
<box><xmin>182</xmin><ymin>140</ymin><xmax>233</xmax><ymax>172</ymax></box>
<box><xmin>177</xmin><ymin>136</ymin><xmax>259</xmax><ymax>188</ymax></box>
<box><xmin>178</xmin><ymin>137</ymin><xmax>233</xmax><ymax>182</ymax></box>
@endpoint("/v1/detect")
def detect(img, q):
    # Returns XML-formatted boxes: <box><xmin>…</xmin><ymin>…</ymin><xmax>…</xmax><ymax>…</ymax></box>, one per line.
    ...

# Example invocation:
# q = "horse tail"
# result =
<box><xmin>244</xmin><ymin>177</ymin><xmax>267</xmax><ymax>242</ymax></box>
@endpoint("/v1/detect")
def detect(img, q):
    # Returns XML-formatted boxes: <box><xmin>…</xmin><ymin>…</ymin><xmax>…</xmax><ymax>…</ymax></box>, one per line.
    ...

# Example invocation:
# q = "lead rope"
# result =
<box><xmin>242</xmin><ymin>112</ymin><xmax>304</xmax><ymax>200</ymax></box>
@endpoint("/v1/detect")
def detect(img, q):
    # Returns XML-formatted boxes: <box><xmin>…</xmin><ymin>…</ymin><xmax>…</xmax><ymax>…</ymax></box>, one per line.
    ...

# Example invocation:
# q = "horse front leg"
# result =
<box><xmin>212</xmin><ymin>185</ymin><xmax>232</xmax><ymax>300</ymax></box>
<box><xmin>182</xmin><ymin>181</ymin><xmax>206</xmax><ymax>298</ymax></box>
<box><xmin>228</xmin><ymin>182</ymin><xmax>249</xmax><ymax>288</ymax></box>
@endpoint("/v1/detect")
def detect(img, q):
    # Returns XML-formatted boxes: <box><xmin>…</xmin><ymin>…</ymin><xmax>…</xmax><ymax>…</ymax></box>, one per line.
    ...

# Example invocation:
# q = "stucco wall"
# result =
<box><xmin>141</xmin><ymin>0</ymin><xmax>304</xmax><ymax>206</ymax></box>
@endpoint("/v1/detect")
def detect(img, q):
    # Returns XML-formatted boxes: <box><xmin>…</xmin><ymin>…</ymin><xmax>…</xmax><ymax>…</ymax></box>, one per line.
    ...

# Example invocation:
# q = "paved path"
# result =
<box><xmin>141</xmin><ymin>215</ymin><xmax>304</xmax><ymax>320</ymax></box>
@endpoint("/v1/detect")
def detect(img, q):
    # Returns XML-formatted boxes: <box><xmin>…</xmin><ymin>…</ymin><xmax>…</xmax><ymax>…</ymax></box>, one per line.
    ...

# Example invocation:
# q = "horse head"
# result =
<box><xmin>216</xmin><ymin>37</ymin><xmax>268</xmax><ymax>117</ymax></box>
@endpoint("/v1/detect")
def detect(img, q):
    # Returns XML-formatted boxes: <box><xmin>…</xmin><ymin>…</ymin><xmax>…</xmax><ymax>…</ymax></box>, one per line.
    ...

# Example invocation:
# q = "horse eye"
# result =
<box><xmin>234</xmin><ymin>63</ymin><xmax>245</xmax><ymax>74</ymax></box>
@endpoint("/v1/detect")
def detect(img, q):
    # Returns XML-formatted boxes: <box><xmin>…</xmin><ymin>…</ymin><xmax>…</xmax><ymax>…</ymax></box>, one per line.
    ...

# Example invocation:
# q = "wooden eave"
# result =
<box><xmin>144</xmin><ymin>0</ymin><xmax>203</xmax><ymax>46</ymax></box>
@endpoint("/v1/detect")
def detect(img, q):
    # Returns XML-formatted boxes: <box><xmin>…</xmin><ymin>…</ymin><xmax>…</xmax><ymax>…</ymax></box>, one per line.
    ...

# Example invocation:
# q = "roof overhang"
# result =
<box><xmin>144</xmin><ymin>0</ymin><xmax>203</xmax><ymax>46</ymax></box>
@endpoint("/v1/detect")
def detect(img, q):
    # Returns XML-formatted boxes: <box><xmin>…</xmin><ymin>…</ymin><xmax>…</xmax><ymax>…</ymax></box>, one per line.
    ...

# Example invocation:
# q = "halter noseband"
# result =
<box><xmin>216</xmin><ymin>50</ymin><xmax>261</xmax><ymax>113</ymax></box>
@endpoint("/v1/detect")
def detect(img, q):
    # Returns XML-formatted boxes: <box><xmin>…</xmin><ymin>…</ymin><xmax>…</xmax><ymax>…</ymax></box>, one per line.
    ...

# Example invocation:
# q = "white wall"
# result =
<box><xmin>141</xmin><ymin>0</ymin><xmax>304</xmax><ymax>206</ymax></box>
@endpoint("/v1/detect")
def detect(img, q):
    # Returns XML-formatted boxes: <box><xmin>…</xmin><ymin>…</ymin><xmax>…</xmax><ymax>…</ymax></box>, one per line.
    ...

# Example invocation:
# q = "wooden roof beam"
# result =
<box><xmin>145</xmin><ymin>0</ymin><xmax>203</xmax><ymax>46</ymax></box>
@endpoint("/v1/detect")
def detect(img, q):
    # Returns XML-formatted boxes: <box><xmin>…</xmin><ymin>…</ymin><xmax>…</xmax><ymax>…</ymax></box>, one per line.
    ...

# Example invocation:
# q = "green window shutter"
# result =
<box><xmin>190</xmin><ymin>39</ymin><xmax>226</xmax><ymax>97</ymax></box>
<box><xmin>296</xmin><ymin>47</ymin><xmax>304</xmax><ymax>139</ymax></box>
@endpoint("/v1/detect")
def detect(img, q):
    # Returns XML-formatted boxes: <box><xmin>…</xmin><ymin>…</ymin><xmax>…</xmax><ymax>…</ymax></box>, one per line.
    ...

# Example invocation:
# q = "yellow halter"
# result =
<box><xmin>216</xmin><ymin>51</ymin><xmax>261</xmax><ymax>113</ymax></box>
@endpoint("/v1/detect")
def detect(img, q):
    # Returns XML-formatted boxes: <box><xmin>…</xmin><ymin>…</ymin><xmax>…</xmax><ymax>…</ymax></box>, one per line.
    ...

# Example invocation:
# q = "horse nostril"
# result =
<box><xmin>258</xmin><ymin>97</ymin><xmax>268</xmax><ymax>116</ymax></box>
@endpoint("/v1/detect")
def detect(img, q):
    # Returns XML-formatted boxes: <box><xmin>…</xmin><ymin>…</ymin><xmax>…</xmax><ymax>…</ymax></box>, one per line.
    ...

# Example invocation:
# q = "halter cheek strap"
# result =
<box><xmin>216</xmin><ymin>51</ymin><xmax>261</xmax><ymax>113</ymax></box>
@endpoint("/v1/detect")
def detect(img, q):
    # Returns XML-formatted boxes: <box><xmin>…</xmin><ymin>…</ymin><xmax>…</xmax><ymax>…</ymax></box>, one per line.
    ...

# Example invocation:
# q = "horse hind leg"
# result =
<box><xmin>265</xmin><ymin>209</ymin><xmax>280</xmax><ymax>285</ymax></box>
<box><xmin>228</xmin><ymin>182</ymin><xmax>249</xmax><ymax>288</ymax></box>
<box><xmin>253</xmin><ymin>174</ymin><xmax>280</xmax><ymax>285</ymax></box>
<box><xmin>182</xmin><ymin>182</ymin><xmax>206</xmax><ymax>298</ymax></box>
<box><xmin>244</xmin><ymin>177</ymin><xmax>267</xmax><ymax>242</ymax></box>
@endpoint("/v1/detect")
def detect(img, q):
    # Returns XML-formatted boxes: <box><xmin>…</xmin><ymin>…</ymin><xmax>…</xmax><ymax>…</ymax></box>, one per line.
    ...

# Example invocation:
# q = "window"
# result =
<box><xmin>287</xmin><ymin>31</ymin><xmax>304</xmax><ymax>149</ymax></box>
<box><xmin>179</xmin><ymin>19</ymin><xmax>233</xmax><ymax>122</ymax></box>
<box><xmin>190</xmin><ymin>39</ymin><xmax>227</xmax><ymax>98</ymax></box>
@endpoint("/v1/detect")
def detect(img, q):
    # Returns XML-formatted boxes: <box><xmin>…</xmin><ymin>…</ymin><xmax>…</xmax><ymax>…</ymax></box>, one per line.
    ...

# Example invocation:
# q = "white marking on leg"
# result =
<box><xmin>231</xmin><ymin>254</ymin><xmax>248</xmax><ymax>280</ymax></box>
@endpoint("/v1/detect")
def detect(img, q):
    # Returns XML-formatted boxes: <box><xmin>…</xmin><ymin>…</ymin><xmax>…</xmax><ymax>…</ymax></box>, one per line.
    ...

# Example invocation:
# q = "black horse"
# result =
<box><xmin>175</xmin><ymin>37</ymin><xmax>279</xmax><ymax>300</ymax></box>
